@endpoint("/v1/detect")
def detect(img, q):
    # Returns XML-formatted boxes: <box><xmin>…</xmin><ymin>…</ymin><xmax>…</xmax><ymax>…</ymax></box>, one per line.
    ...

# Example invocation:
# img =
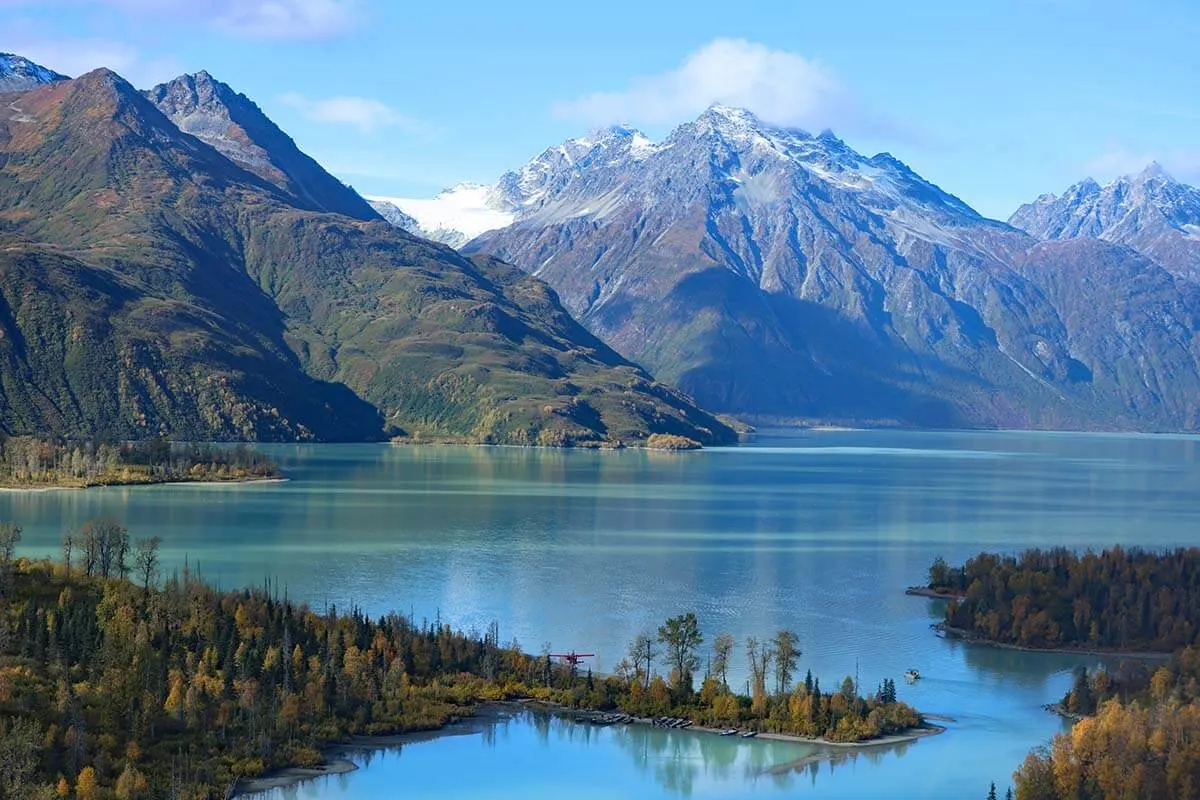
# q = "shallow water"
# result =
<box><xmin>10</xmin><ymin>429</ymin><xmax>1200</xmax><ymax>797</ymax></box>
<box><xmin>258</xmin><ymin>708</ymin><xmax>924</xmax><ymax>800</ymax></box>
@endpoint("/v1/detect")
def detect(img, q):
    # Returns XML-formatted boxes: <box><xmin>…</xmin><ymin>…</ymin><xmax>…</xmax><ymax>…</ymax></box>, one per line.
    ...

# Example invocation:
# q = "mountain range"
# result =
<box><xmin>1010</xmin><ymin>164</ymin><xmax>1200</xmax><ymax>283</ymax></box>
<box><xmin>0</xmin><ymin>55</ymin><xmax>734</xmax><ymax>445</ymax></box>
<box><xmin>5</xmin><ymin>48</ymin><xmax>1200</xmax><ymax>439</ymax></box>
<box><xmin>378</xmin><ymin>108</ymin><xmax>1200</xmax><ymax>432</ymax></box>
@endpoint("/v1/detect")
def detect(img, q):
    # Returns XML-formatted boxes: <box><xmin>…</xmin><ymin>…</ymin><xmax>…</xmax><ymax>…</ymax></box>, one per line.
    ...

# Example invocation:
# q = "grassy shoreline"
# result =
<box><xmin>0</xmin><ymin>475</ymin><xmax>288</xmax><ymax>491</ymax></box>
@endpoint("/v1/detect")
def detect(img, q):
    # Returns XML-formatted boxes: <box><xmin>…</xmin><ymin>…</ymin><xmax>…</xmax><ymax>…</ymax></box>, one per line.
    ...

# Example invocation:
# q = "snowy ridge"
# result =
<box><xmin>1010</xmin><ymin>163</ymin><xmax>1200</xmax><ymax>281</ymax></box>
<box><xmin>373</xmin><ymin>105</ymin><xmax>987</xmax><ymax>250</ymax></box>
<box><xmin>0</xmin><ymin>53</ymin><xmax>69</xmax><ymax>93</ymax></box>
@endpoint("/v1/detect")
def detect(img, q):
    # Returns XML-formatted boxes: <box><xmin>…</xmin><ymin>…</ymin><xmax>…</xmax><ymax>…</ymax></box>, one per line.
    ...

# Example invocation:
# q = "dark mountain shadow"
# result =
<box><xmin>615</xmin><ymin>267</ymin><xmax>972</xmax><ymax>426</ymax></box>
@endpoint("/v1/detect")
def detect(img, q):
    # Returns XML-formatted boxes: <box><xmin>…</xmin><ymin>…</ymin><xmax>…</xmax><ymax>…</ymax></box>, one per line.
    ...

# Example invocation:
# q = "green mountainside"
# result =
<box><xmin>0</xmin><ymin>67</ymin><xmax>734</xmax><ymax>445</ymax></box>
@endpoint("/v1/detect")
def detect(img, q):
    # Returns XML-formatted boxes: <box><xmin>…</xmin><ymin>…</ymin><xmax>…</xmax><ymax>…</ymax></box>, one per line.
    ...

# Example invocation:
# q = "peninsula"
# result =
<box><xmin>0</xmin><ymin>529</ymin><xmax>927</xmax><ymax>799</ymax></box>
<box><xmin>0</xmin><ymin>436</ymin><xmax>279</xmax><ymax>489</ymax></box>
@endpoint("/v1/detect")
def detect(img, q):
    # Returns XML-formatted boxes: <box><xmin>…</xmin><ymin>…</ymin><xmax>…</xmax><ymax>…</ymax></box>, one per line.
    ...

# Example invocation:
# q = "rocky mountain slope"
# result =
<box><xmin>1011</xmin><ymin>164</ymin><xmax>1200</xmax><ymax>282</ymax></box>
<box><xmin>146</xmin><ymin>71</ymin><xmax>380</xmax><ymax>220</ymax></box>
<box><xmin>0</xmin><ymin>62</ymin><xmax>734</xmax><ymax>445</ymax></box>
<box><xmin>381</xmin><ymin>107</ymin><xmax>1200</xmax><ymax>431</ymax></box>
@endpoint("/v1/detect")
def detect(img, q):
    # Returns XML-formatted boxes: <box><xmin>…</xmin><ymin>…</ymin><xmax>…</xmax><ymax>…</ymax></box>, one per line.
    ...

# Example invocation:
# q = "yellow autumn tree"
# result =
<box><xmin>163</xmin><ymin>670</ymin><xmax>184</xmax><ymax>718</ymax></box>
<box><xmin>75</xmin><ymin>766</ymin><xmax>98</xmax><ymax>800</ymax></box>
<box><xmin>114</xmin><ymin>763</ymin><xmax>148</xmax><ymax>799</ymax></box>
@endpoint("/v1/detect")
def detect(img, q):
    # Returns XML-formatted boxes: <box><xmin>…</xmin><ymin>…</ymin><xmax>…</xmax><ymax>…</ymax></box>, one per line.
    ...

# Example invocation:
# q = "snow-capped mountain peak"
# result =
<box><xmin>372</xmin><ymin>106</ymin><xmax>993</xmax><ymax>251</ymax></box>
<box><xmin>1136</xmin><ymin>161</ymin><xmax>1171</xmax><ymax>181</ymax></box>
<box><xmin>1011</xmin><ymin>164</ymin><xmax>1200</xmax><ymax>280</ymax></box>
<box><xmin>697</xmin><ymin>103</ymin><xmax>764</xmax><ymax>129</ymax></box>
<box><xmin>0</xmin><ymin>53</ymin><xmax>69</xmax><ymax>93</ymax></box>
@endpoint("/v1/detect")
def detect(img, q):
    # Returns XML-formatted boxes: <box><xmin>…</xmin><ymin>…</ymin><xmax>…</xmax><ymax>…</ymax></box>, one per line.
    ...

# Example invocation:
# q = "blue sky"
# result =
<box><xmin>5</xmin><ymin>0</ymin><xmax>1199</xmax><ymax>217</ymax></box>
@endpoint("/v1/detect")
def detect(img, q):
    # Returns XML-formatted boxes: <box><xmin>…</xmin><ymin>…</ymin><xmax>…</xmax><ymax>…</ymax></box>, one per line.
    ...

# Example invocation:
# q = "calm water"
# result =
<box><xmin>10</xmin><ymin>429</ymin><xmax>1200</xmax><ymax>798</ymax></box>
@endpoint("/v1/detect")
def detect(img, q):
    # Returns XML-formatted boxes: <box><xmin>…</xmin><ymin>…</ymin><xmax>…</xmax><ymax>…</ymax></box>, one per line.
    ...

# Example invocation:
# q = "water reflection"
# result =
<box><xmin>250</xmin><ymin>709</ymin><xmax>923</xmax><ymax>800</ymax></box>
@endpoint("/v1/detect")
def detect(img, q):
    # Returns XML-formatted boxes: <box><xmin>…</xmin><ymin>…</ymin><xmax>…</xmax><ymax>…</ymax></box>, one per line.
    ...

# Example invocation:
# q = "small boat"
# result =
<box><xmin>720</xmin><ymin>728</ymin><xmax>738</xmax><ymax>736</ymax></box>
<box><xmin>904</xmin><ymin>669</ymin><xmax>921</xmax><ymax>682</ymax></box>
<box><xmin>740</xmin><ymin>731</ymin><xmax>757</xmax><ymax>738</ymax></box>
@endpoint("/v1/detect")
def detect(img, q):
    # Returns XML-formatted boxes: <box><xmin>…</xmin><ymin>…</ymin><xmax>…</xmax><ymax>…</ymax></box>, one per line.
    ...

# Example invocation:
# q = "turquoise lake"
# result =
<box><xmin>9</xmin><ymin>428</ymin><xmax>1200</xmax><ymax>798</ymax></box>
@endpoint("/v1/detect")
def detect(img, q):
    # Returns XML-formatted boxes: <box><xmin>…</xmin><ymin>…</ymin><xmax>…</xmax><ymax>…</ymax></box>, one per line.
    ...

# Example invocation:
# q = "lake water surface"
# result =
<box><xmin>9</xmin><ymin>429</ymin><xmax>1200</xmax><ymax>798</ymax></box>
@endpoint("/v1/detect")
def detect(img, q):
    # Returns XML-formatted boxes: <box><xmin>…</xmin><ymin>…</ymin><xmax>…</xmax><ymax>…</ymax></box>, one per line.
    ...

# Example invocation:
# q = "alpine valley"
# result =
<box><xmin>376</xmin><ymin>108</ymin><xmax>1200</xmax><ymax>432</ymax></box>
<box><xmin>0</xmin><ymin>55</ymin><xmax>734</xmax><ymax>446</ymax></box>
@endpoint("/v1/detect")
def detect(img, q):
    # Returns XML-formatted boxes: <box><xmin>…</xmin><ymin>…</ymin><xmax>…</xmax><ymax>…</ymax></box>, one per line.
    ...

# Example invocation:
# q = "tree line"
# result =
<box><xmin>0</xmin><ymin>522</ymin><xmax>558</xmax><ymax>799</ymax></box>
<box><xmin>594</xmin><ymin>612</ymin><xmax>921</xmax><ymax>742</ymax></box>
<box><xmin>0</xmin><ymin>436</ymin><xmax>278</xmax><ymax>488</ymax></box>
<box><xmin>0</xmin><ymin>523</ymin><xmax>926</xmax><ymax>799</ymax></box>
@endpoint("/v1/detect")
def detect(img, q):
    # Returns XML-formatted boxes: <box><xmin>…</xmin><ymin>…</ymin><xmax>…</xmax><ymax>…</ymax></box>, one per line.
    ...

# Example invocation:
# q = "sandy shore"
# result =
<box><xmin>755</xmin><ymin>723</ymin><xmax>945</xmax><ymax>776</ymax></box>
<box><xmin>233</xmin><ymin>759</ymin><xmax>359</xmax><ymax>794</ymax></box>
<box><xmin>559</xmin><ymin>703</ymin><xmax>945</xmax><ymax>751</ymax></box>
<box><xmin>158</xmin><ymin>477</ymin><xmax>289</xmax><ymax>488</ymax></box>
<box><xmin>674</xmin><ymin>721</ymin><xmax>945</xmax><ymax>749</ymax></box>
<box><xmin>759</xmin><ymin>722</ymin><xmax>945</xmax><ymax>748</ymax></box>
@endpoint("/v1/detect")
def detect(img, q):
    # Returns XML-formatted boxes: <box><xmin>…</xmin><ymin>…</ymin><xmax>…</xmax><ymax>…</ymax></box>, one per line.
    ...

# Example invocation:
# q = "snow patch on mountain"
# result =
<box><xmin>367</xmin><ymin>184</ymin><xmax>516</xmax><ymax>248</ymax></box>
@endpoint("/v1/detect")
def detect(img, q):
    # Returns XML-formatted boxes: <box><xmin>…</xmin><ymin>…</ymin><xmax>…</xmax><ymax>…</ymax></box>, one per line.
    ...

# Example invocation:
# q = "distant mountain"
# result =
<box><xmin>378</xmin><ymin>106</ymin><xmax>1200</xmax><ymax>431</ymax></box>
<box><xmin>370</xmin><ymin>127</ymin><xmax>654</xmax><ymax>248</ymax></box>
<box><xmin>0</xmin><ymin>53</ymin><xmax>67</xmax><ymax>93</ymax></box>
<box><xmin>146</xmin><ymin>71</ymin><xmax>379</xmax><ymax>220</ymax></box>
<box><xmin>0</xmin><ymin>65</ymin><xmax>734</xmax><ymax>446</ymax></box>
<box><xmin>1011</xmin><ymin>164</ymin><xmax>1200</xmax><ymax>282</ymax></box>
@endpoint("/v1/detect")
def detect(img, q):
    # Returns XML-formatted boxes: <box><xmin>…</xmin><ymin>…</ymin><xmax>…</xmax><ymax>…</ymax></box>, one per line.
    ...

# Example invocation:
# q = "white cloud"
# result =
<box><xmin>278</xmin><ymin>93</ymin><xmax>430</xmax><ymax>136</ymax></box>
<box><xmin>9</xmin><ymin>37</ymin><xmax>181</xmax><ymax>86</ymax></box>
<box><xmin>1083</xmin><ymin>148</ymin><xmax>1200</xmax><ymax>184</ymax></box>
<box><xmin>553</xmin><ymin>39</ymin><xmax>854</xmax><ymax>130</ymax></box>
<box><xmin>23</xmin><ymin>0</ymin><xmax>359</xmax><ymax>39</ymax></box>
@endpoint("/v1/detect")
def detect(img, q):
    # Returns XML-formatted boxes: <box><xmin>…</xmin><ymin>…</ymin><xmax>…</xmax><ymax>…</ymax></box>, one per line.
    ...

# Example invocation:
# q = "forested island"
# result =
<box><xmin>925</xmin><ymin>548</ymin><xmax>1200</xmax><ymax>652</ymax></box>
<box><xmin>925</xmin><ymin>550</ymin><xmax>1200</xmax><ymax>800</ymax></box>
<box><xmin>0</xmin><ymin>522</ymin><xmax>926</xmax><ymax>799</ymax></box>
<box><xmin>0</xmin><ymin>437</ymin><xmax>280</xmax><ymax>489</ymax></box>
